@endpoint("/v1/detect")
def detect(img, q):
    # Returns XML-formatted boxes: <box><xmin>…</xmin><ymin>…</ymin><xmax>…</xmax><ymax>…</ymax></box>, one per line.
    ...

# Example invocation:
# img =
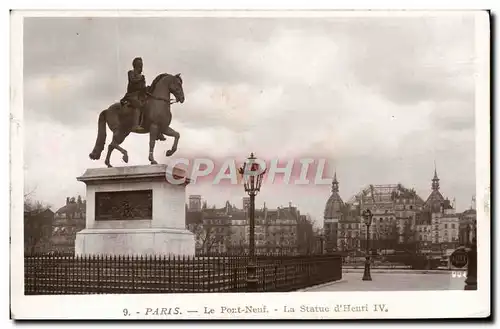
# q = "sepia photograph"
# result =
<box><xmin>10</xmin><ymin>9</ymin><xmax>490</xmax><ymax>319</ymax></box>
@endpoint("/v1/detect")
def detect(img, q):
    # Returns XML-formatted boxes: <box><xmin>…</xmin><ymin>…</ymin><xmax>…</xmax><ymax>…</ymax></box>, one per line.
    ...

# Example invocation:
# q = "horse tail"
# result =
<box><xmin>89</xmin><ymin>110</ymin><xmax>107</xmax><ymax>160</ymax></box>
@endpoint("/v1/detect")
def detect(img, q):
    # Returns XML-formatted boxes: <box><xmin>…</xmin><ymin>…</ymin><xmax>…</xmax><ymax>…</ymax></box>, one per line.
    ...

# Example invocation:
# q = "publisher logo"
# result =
<box><xmin>450</xmin><ymin>249</ymin><xmax>468</xmax><ymax>268</ymax></box>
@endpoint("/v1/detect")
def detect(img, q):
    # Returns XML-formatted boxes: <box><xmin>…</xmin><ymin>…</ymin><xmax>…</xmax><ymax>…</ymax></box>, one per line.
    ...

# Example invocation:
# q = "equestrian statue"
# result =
<box><xmin>88</xmin><ymin>57</ymin><xmax>185</xmax><ymax>167</ymax></box>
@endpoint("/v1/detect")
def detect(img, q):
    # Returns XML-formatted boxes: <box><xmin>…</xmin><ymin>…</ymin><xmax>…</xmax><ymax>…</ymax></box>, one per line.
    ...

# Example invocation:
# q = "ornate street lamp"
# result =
<box><xmin>239</xmin><ymin>153</ymin><xmax>266</xmax><ymax>292</ymax></box>
<box><xmin>362</xmin><ymin>209</ymin><xmax>373</xmax><ymax>281</ymax></box>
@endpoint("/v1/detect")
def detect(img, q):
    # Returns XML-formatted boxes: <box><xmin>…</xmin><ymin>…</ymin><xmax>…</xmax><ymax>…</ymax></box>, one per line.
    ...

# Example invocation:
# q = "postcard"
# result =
<box><xmin>10</xmin><ymin>9</ymin><xmax>491</xmax><ymax>320</ymax></box>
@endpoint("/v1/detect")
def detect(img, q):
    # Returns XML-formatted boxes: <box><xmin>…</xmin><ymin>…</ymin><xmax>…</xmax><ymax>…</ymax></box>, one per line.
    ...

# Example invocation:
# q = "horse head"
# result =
<box><xmin>149</xmin><ymin>72</ymin><xmax>185</xmax><ymax>104</ymax></box>
<box><xmin>170</xmin><ymin>73</ymin><xmax>184</xmax><ymax>104</ymax></box>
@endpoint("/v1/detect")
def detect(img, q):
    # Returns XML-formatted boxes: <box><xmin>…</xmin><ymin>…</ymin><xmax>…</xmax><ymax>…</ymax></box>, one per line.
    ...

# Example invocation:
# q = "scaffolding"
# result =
<box><xmin>348</xmin><ymin>184</ymin><xmax>425</xmax><ymax>206</ymax></box>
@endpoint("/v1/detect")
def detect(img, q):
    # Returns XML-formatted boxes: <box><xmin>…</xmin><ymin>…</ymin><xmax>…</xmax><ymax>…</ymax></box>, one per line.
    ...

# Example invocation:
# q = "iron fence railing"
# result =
<box><xmin>24</xmin><ymin>253</ymin><xmax>342</xmax><ymax>295</ymax></box>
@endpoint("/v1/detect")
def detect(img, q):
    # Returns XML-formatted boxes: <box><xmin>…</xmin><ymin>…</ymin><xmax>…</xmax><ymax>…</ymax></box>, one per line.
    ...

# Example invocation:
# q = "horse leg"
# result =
<box><xmin>112</xmin><ymin>131</ymin><xmax>129</xmax><ymax>163</ymax></box>
<box><xmin>104</xmin><ymin>131</ymin><xmax>129</xmax><ymax>167</ymax></box>
<box><xmin>115</xmin><ymin>144</ymin><xmax>129</xmax><ymax>163</ymax></box>
<box><xmin>104</xmin><ymin>144</ymin><xmax>115</xmax><ymax>168</ymax></box>
<box><xmin>149</xmin><ymin>123</ymin><xmax>159</xmax><ymax>165</ymax></box>
<box><xmin>164</xmin><ymin>126</ymin><xmax>180</xmax><ymax>157</ymax></box>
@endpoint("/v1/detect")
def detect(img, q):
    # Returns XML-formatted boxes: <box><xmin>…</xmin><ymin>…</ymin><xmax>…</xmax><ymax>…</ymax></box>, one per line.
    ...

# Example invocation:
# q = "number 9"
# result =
<box><xmin>123</xmin><ymin>309</ymin><xmax>129</xmax><ymax>316</ymax></box>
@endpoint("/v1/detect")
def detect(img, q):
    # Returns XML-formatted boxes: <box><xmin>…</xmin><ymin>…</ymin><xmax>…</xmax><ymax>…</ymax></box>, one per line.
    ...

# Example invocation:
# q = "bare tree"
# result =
<box><xmin>400</xmin><ymin>219</ymin><xmax>419</xmax><ymax>254</ymax></box>
<box><xmin>24</xmin><ymin>199</ymin><xmax>51</xmax><ymax>213</ymax></box>
<box><xmin>297</xmin><ymin>214</ymin><xmax>315</xmax><ymax>254</ymax></box>
<box><xmin>193</xmin><ymin>223</ymin><xmax>224</xmax><ymax>253</ymax></box>
<box><xmin>24</xmin><ymin>194</ymin><xmax>52</xmax><ymax>254</ymax></box>
<box><xmin>24</xmin><ymin>187</ymin><xmax>36</xmax><ymax>200</ymax></box>
<box><xmin>24</xmin><ymin>186</ymin><xmax>53</xmax><ymax>212</ymax></box>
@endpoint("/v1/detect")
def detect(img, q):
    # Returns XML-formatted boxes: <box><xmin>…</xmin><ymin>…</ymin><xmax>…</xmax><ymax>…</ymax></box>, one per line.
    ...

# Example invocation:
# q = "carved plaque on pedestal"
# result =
<box><xmin>95</xmin><ymin>190</ymin><xmax>153</xmax><ymax>221</ymax></box>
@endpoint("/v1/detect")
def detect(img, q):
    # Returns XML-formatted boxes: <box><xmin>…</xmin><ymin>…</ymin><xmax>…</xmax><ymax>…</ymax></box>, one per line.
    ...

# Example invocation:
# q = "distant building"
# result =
<box><xmin>185</xmin><ymin>210</ymin><xmax>203</xmax><ymax>233</ymax></box>
<box><xmin>186</xmin><ymin>196</ymin><xmax>315</xmax><ymax>254</ymax></box>
<box><xmin>242</xmin><ymin>197</ymin><xmax>250</xmax><ymax>212</ymax></box>
<box><xmin>229</xmin><ymin>201</ymin><xmax>309</xmax><ymax>254</ymax></box>
<box><xmin>201</xmin><ymin>201</ymin><xmax>234</xmax><ymax>253</ymax></box>
<box><xmin>345</xmin><ymin>183</ymin><xmax>424</xmax><ymax>254</ymax></box>
<box><xmin>186</xmin><ymin>200</ymin><xmax>234</xmax><ymax>253</ymax></box>
<box><xmin>297</xmin><ymin>214</ymin><xmax>316</xmax><ymax>254</ymax></box>
<box><xmin>313</xmin><ymin>227</ymin><xmax>325</xmax><ymax>254</ymax></box>
<box><xmin>355</xmin><ymin>183</ymin><xmax>424</xmax><ymax>250</ymax></box>
<box><xmin>326</xmin><ymin>165</ymin><xmax>469</xmax><ymax>256</ymax></box>
<box><xmin>323</xmin><ymin>173</ymin><xmax>342</xmax><ymax>253</ymax></box>
<box><xmin>229</xmin><ymin>209</ymin><xmax>247</xmax><ymax>253</ymax></box>
<box><xmin>188</xmin><ymin>195</ymin><xmax>202</xmax><ymax>211</ymax></box>
<box><xmin>255</xmin><ymin>202</ymin><xmax>304</xmax><ymax>254</ymax></box>
<box><xmin>337</xmin><ymin>204</ymin><xmax>362</xmax><ymax>254</ymax></box>
<box><xmin>459</xmin><ymin>199</ymin><xmax>477</xmax><ymax>246</ymax></box>
<box><xmin>422</xmin><ymin>169</ymin><xmax>460</xmax><ymax>255</ymax></box>
<box><xmin>51</xmin><ymin>196</ymin><xmax>86</xmax><ymax>253</ymax></box>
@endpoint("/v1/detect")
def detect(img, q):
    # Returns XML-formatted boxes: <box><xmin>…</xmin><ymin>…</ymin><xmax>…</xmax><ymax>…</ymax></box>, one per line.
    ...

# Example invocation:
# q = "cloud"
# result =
<box><xmin>342</xmin><ymin>15</ymin><xmax>475</xmax><ymax>106</ymax></box>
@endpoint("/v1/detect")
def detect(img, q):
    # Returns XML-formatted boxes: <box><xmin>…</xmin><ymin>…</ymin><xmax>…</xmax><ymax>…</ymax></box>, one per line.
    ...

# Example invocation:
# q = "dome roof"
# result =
<box><xmin>463</xmin><ymin>208</ymin><xmax>477</xmax><ymax>215</ymax></box>
<box><xmin>324</xmin><ymin>172</ymin><xmax>344</xmax><ymax>219</ymax></box>
<box><xmin>424</xmin><ymin>188</ymin><xmax>445</xmax><ymax>211</ymax></box>
<box><xmin>324</xmin><ymin>192</ymin><xmax>344</xmax><ymax>219</ymax></box>
<box><xmin>424</xmin><ymin>166</ymin><xmax>446</xmax><ymax>212</ymax></box>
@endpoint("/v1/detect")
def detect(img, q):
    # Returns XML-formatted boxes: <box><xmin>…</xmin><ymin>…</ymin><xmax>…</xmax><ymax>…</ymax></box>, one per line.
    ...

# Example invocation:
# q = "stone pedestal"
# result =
<box><xmin>75</xmin><ymin>165</ymin><xmax>195</xmax><ymax>256</ymax></box>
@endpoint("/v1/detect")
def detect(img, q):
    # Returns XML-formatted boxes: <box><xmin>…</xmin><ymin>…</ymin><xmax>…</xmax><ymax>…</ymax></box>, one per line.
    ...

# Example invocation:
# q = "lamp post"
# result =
<box><xmin>239</xmin><ymin>153</ymin><xmax>266</xmax><ymax>292</ymax></box>
<box><xmin>362</xmin><ymin>209</ymin><xmax>373</xmax><ymax>281</ymax></box>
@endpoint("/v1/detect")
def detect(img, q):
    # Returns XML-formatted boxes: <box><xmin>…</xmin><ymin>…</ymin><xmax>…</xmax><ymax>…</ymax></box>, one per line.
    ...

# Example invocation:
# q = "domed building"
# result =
<box><xmin>459</xmin><ymin>201</ymin><xmax>477</xmax><ymax>246</ymax></box>
<box><xmin>323</xmin><ymin>173</ymin><xmax>344</xmax><ymax>253</ymax></box>
<box><xmin>422</xmin><ymin>167</ymin><xmax>459</xmax><ymax>249</ymax></box>
<box><xmin>424</xmin><ymin>168</ymin><xmax>446</xmax><ymax>213</ymax></box>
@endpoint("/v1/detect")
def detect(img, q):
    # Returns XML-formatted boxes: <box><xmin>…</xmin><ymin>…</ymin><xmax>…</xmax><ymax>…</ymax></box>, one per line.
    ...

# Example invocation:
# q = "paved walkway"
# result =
<box><xmin>304</xmin><ymin>271</ymin><xmax>465</xmax><ymax>291</ymax></box>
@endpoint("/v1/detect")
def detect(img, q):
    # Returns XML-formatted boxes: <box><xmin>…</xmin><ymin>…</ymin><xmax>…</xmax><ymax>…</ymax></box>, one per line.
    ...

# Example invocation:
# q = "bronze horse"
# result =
<box><xmin>89</xmin><ymin>73</ymin><xmax>185</xmax><ymax>167</ymax></box>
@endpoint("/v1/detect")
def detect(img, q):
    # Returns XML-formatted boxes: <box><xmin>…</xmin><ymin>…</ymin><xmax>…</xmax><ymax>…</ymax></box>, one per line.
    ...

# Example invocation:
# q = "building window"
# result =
<box><xmin>444</xmin><ymin>224</ymin><xmax>448</xmax><ymax>229</ymax></box>
<box><xmin>452</xmin><ymin>224</ymin><xmax>455</xmax><ymax>229</ymax></box>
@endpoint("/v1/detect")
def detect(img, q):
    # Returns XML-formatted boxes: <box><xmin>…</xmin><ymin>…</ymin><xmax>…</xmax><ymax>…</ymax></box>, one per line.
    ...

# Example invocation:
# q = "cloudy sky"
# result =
<box><xmin>23</xmin><ymin>13</ymin><xmax>478</xmax><ymax>225</ymax></box>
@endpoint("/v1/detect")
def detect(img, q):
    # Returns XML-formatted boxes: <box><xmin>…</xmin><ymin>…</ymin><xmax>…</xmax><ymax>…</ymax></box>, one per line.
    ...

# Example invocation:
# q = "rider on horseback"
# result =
<box><xmin>121</xmin><ymin>57</ymin><xmax>166</xmax><ymax>141</ymax></box>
